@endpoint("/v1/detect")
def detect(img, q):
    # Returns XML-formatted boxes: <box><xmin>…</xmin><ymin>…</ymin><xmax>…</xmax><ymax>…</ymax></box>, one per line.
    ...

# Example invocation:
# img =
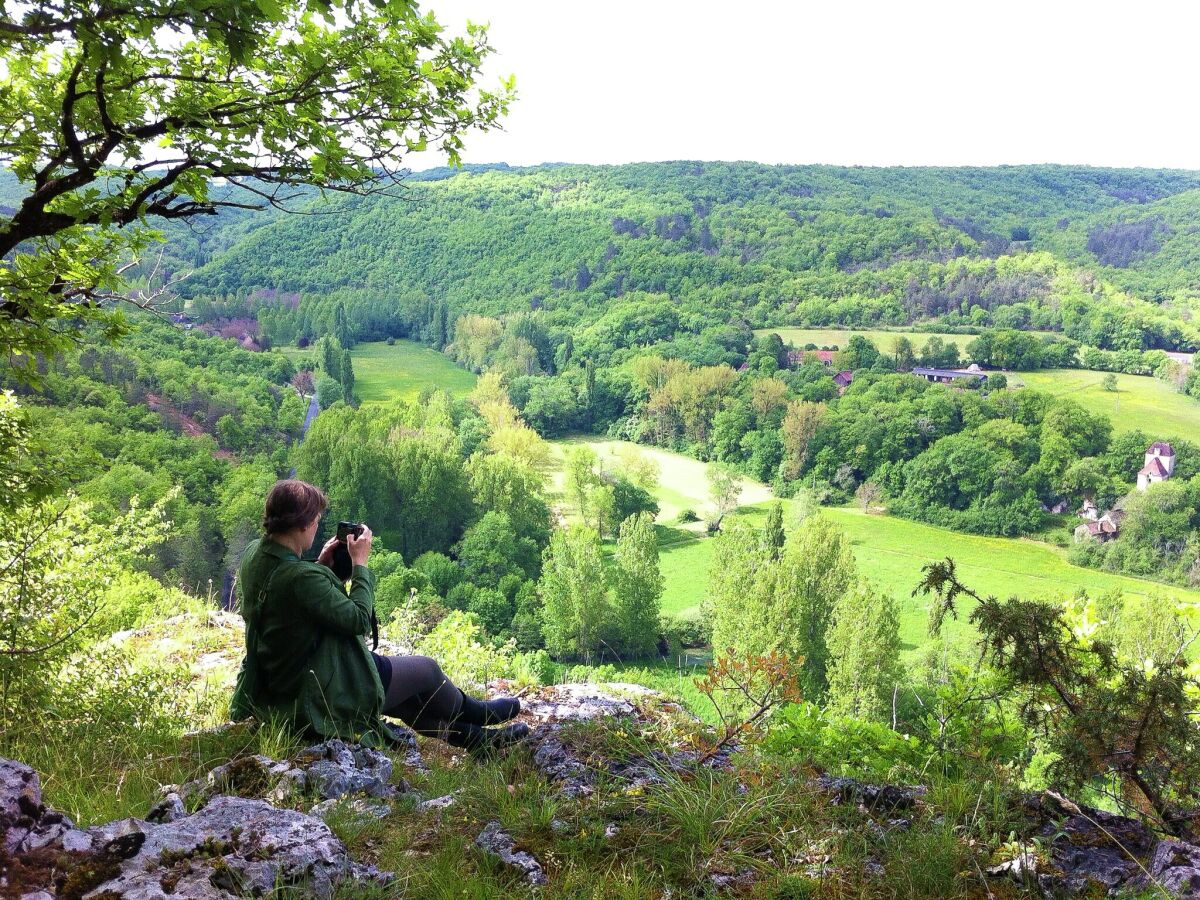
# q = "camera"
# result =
<box><xmin>336</xmin><ymin>521</ymin><xmax>365</xmax><ymax>542</ymax></box>
<box><xmin>330</xmin><ymin>521</ymin><xmax>364</xmax><ymax>580</ymax></box>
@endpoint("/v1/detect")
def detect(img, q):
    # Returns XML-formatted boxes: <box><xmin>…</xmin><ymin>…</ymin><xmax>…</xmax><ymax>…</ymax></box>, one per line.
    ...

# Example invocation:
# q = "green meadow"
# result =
<box><xmin>308</xmin><ymin>345</ymin><xmax>1200</xmax><ymax>662</ymax></box>
<box><xmin>656</xmin><ymin>500</ymin><xmax>1200</xmax><ymax>661</ymax></box>
<box><xmin>546</xmin><ymin>437</ymin><xmax>771</xmax><ymax>524</ymax></box>
<box><xmin>754</xmin><ymin>327</ymin><xmax>981</xmax><ymax>353</ymax></box>
<box><xmin>1016</xmin><ymin>368</ymin><xmax>1200</xmax><ymax>446</ymax></box>
<box><xmin>283</xmin><ymin>339</ymin><xmax>477</xmax><ymax>403</ymax></box>
<box><xmin>348</xmin><ymin>340</ymin><xmax>478</xmax><ymax>404</ymax></box>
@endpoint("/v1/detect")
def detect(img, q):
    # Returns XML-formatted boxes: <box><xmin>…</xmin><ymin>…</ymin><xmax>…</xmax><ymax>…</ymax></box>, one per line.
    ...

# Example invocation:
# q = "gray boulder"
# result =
<box><xmin>86</xmin><ymin>795</ymin><xmax>390</xmax><ymax>898</ymax></box>
<box><xmin>0</xmin><ymin>758</ymin><xmax>92</xmax><ymax>857</ymax></box>
<box><xmin>1151</xmin><ymin>840</ymin><xmax>1200</xmax><ymax>898</ymax></box>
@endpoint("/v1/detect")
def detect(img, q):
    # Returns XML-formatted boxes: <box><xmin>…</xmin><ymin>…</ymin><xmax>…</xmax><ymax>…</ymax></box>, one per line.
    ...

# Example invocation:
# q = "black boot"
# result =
<box><xmin>446</xmin><ymin>721</ymin><xmax>531</xmax><ymax>756</ymax></box>
<box><xmin>458</xmin><ymin>691</ymin><xmax>522</xmax><ymax>726</ymax></box>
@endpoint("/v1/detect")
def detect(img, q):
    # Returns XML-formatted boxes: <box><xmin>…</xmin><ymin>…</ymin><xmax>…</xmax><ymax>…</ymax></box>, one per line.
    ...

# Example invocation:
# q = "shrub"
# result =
<box><xmin>413</xmin><ymin>610</ymin><xmax>517</xmax><ymax>692</ymax></box>
<box><xmin>764</xmin><ymin>702</ymin><xmax>929</xmax><ymax>782</ymax></box>
<box><xmin>675</xmin><ymin>508</ymin><xmax>700</xmax><ymax>524</ymax></box>
<box><xmin>659</xmin><ymin>610</ymin><xmax>710</xmax><ymax>653</ymax></box>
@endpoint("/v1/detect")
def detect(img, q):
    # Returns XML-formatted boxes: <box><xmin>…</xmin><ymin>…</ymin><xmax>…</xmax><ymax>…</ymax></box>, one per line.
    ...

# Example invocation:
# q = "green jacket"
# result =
<box><xmin>230</xmin><ymin>537</ymin><xmax>388</xmax><ymax>747</ymax></box>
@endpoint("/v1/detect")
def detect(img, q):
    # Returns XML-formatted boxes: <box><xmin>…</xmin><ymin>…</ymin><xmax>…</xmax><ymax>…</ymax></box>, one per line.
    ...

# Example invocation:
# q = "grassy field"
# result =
<box><xmin>280</xmin><ymin>339</ymin><xmax>477</xmax><ymax>404</ymax></box>
<box><xmin>547</xmin><ymin>437</ymin><xmax>772</xmax><ymax>524</ymax></box>
<box><xmin>754</xmin><ymin>327</ymin><xmax>981</xmax><ymax>353</ymax></box>
<box><xmin>1016</xmin><ymin>368</ymin><xmax>1200</xmax><ymax>446</ymax></box>
<box><xmin>654</xmin><ymin>501</ymin><xmax>1200</xmax><ymax>661</ymax></box>
<box><xmin>539</xmin><ymin>438</ymin><xmax>1200</xmax><ymax>659</ymax></box>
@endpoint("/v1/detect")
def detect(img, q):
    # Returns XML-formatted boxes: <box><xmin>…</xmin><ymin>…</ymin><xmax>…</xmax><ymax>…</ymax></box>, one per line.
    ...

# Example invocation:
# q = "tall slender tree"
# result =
<box><xmin>826</xmin><ymin>582</ymin><xmax>902</xmax><ymax>721</ymax></box>
<box><xmin>611</xmin><ymin>513</ymin><xmax>664</xmax><ymax>658</ymax></box>
<box><xmin>341</xmin><ymin>349</ymin><xmax>356</xmax><ymax>404</ymax></box>
<box><xmin>334</xmin><ymin>302</ymin><xmax>353</xmax><ymax>350</ymax></box>
<box><xmin>321</xmin><ymin>336</ymin><xmax>342</xmax><ymax>383</ymax></box>
<box><xmin>539</xmin><ymin>524</ymin><xmax>610</xmax><ymax>661</ymax></box>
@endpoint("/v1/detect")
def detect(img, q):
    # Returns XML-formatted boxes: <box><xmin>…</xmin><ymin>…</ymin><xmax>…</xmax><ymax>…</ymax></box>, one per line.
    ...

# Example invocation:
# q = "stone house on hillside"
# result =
<box><xmin>1137</xmin><ymin>442</ymin><xmax>1176</xmax><ymax>491</ymax></box>
<box><xmin>1073</xmin><ymin>507</ymin><xmax>1125</xmax><ymax>544</ymax></box>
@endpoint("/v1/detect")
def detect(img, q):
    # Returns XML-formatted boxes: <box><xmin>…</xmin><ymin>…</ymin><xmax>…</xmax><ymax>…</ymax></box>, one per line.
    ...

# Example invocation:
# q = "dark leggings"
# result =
<box><xmin>371</xmin><ymin>653</ymin><xmax>463</xmax><ymax>738</ymax></box>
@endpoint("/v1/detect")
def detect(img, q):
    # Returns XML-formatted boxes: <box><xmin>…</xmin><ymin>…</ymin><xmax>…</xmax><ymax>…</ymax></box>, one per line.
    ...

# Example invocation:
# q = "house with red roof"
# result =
<box><xmin>788</xmin><ymin>349</ymin><xmax>836</xmax><ymax>368</ymax></box>
<box><xmin>1137</xmin><ymin>442</ymin><xmax>1176</xmax><ymax>491</ymax></box>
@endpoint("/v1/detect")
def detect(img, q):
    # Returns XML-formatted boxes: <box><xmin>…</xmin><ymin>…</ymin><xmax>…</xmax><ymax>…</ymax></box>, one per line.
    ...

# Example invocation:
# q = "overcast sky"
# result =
<box><xmin>411</xmin><ymin>0</ymin><xmax>1200</xmax><ymax>171</ymax></box>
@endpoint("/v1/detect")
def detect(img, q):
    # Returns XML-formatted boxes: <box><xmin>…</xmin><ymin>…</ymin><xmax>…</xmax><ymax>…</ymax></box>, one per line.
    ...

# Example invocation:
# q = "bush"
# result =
<box><xmin>398</xmin><ymin>610</ymin><xmax>517</xmax><ymax>692</ymax></box>
<box><xmin>675</xmin><ymin>508</ymin><xmax>700</xmax><ymax>524</ymax></box>
<box><xmin>660</xmin><ymin>609</ymin><xmax>711</xmax><ymax>653</ymax></box>
<box><xmin>764</xmin><ymin>702</ymin><xmax>929</xmax><ymax>782</ymax></box>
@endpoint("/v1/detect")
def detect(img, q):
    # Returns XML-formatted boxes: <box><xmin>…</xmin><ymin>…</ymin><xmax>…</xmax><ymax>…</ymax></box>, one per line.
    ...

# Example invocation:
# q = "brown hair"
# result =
<box><xmin>262</xmin><ymin>479</ymin><xmax>328</xmax><ymax>535</ymax></box>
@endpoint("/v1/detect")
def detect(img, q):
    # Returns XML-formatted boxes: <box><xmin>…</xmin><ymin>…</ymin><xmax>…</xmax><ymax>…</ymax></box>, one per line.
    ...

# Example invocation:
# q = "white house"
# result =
<box><xmin>1137</xmin><ymin>442</ymin><xmax>1176</xmax><ymax>491</ymax></box>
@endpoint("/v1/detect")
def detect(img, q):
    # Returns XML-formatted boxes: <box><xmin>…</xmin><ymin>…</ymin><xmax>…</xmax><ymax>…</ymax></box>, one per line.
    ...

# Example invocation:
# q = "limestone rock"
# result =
<box><xmin>87</xmin><ymin>795</ymin><xmax>391</xmax><ymax>898</ymax></box>
<box><xmin>380</xmin><ymin>720</ymin><xmax>428</xmax><ymax>773</ymax></box>
<box><xmin>418</xmin><ymin>793</ymin><xmax>458</xmax><ymax>812</ymax></box>
<box><xmin>474</xmin><ymin>820</ymin><xmax>547</xmax><ymax>886</ymax></box>
<box><xmin>520</xmin><ymin>682</ymin><xmax>645</xmax><ymax>722</ymax></box>
<box><xmin>296</xmin><ymin>739</ymin><xmax>399</xmax><ymax>800</ymax></box>
<box><xmin>530</xmin><ymin>726</ymin><xmax>596</xmax><ymax>798</ymax></box>
<box><xmin>1150</xmin><ymin>840</ymin><xmax>1200</xmax><ymax>897</ymax></box>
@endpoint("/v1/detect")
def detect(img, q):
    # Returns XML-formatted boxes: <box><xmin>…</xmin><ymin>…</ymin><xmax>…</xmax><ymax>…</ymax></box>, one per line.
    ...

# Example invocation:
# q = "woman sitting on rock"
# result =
<box><xmin>231</xmin><ymin>479</ymin><xmax>528</xmax><ymax>753</ymax></box>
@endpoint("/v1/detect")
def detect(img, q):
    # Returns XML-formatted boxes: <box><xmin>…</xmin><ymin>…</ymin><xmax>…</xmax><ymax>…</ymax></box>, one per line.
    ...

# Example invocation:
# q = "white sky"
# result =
<box><xmin>411</xmin><ymin>0</ymin><xmax>1200</xmax><ymax>170</ymax></box>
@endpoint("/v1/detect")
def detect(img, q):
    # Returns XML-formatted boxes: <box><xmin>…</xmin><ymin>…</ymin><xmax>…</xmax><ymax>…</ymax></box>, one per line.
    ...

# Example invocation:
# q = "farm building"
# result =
<box><xmin>911</xmin><ymin>365</ymin><xmax>985</xmax><ymax>384</ymax></box>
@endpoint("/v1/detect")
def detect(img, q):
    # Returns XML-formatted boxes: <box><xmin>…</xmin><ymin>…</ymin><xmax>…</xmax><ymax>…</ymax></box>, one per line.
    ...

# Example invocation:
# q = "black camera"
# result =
<box><xmin>336</xmin><ymin>521</ymin><xmax>365</xmax><ymax>542</ymax></box>
<box><xmin>330</xmin><ymin>521</ymin><xmax>365</xmax><ymax>580</ymax></box>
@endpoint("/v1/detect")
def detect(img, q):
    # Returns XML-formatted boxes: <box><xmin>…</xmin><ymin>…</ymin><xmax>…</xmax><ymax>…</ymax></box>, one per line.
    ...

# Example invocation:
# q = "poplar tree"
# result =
<box><xmin>709</xmin><ymin>515</ymin><xmax>857</xmax><ymax>701</ymax></box>
<box><xmin>774</xmin><ymin>516</ymin><xmax>858</xmax><ymax>699</ymax></box>
<box><xmin>321</xmin><ymin>337</ymin><xmax>342</xmax><ymax>383</ymax></box>
<box><xmin>539</xmin><ymin>524</ymin><xmax>610</xmax><ymax>661</ymax></box>
<box><xmin>826</xmin><ymin>582</ymin><xmax>902</xmax><ymax>721</ymax></box>
<box><xmin>334</xmin><ymin>302</ymin><xmax>353</xmax><ymax>350</ymax></box>
<box><xmin>341</xmin><ymin>350</ymin><xmax>355</xmax><ymax>404</ymax></box>
<box><xmin>612</xmin><ymin>513</ymin><xmax>663</xmax><ymax>658</ymax></box>
<box><xmin>763</xmin><ymin>502</ymin><xmax>785</xmax><ymax>559</ymax></box>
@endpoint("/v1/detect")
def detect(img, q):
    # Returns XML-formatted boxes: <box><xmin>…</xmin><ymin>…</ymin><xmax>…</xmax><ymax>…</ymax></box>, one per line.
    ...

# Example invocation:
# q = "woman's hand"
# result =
<box><xmin>347</xmin><ymin>525</ymin><xmax>373</xmax><ymax>567</ymax></box>
<box><xmin>316</xmin><ymin>537</ymin><xmax>341</xmax><ymax>569</ymax></box>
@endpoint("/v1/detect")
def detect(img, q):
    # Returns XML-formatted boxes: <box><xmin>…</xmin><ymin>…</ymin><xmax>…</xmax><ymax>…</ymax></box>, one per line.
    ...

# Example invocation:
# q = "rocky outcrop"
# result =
<box><xmin>82</xmin><ymin>797</ymin><xmax>390</xmax><ymax>898</ymax></box>
<box><xmin>982</xmin><ymin>792</ymin><xmax>1200</xmax><ymax>897</ymax></box>
<box><xmin>521</xmin><ymin>682</ymin><xmax>733</xmax><ymax>798</ymax></box>
<box><xmin>166</xmin><ymin>736</ymin><xmax>410</xmax><ymax>812</ymax></box>
<box><xmin>14</xmin><ymin>683</ymin><xmax>1200</xmax><ymax>897</ymax></box>
<box><xmin>0</xmin><ymin>736</ymin><xmax>407</xmax><ymax>898</ymax></box>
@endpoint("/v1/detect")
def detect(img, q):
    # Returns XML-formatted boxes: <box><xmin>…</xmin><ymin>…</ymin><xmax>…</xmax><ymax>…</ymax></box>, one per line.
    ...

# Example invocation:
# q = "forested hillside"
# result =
<box><xmin>177</xmin><ymin>163</ymin><xmax>1200</xmax><ymax>353</ymax></box>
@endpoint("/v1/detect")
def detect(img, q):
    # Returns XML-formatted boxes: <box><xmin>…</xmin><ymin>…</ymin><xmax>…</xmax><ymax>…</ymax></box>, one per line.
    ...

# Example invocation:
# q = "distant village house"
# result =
<box><xmin>1075</xmin><ymin>442</ymin><xmax>1173</xmax><ymax>542</ymax></box>
<box><xmin>1137</xmin><ymin>442</ymin><xmax>1175</xmax><ymax>491</ymax></box>
<box><xmin>787</xmin><ymin>349</ymin><xmax>836</xmax><ymax>367</ymax></box>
